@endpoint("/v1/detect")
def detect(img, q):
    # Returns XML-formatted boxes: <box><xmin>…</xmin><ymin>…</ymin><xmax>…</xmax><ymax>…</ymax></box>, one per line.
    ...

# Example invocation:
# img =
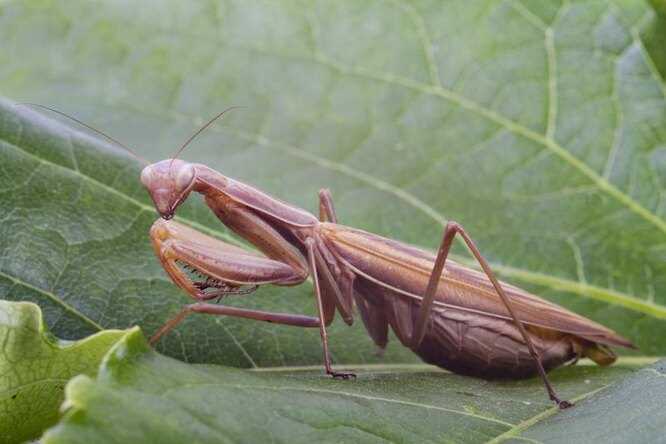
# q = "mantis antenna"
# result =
<box><xmin>20</xmin><ymin>103</ymin><xmax>149</xmax><ymax>165</ymax></box>
<box><xmin>169</xmin><ymin>106</ymin><xmax>244</xmax><ymax>167</ymax></box>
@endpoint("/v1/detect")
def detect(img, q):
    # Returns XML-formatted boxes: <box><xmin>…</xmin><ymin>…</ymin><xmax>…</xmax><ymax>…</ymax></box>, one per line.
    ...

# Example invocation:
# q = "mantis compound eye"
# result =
<box><xmin>139</xmin><ymin>165</ymin><xmax>155</xmax><ymax>188</ymax></box>
<box><xmin>175</xmin><ymin>164</ymin><xmax>195</xmax><ymax>190</ymax></box>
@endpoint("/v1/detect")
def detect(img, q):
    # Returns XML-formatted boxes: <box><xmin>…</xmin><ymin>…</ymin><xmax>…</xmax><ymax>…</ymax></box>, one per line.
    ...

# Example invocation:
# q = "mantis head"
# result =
<box><xmin>140</xmin><ymin>159</ymin><xmax>196</xmax><ymax>219</ymax></box>
<box><xmin>140</xmin><ymin>107</ymin><xmax>242</xmax><ymax>219</ymax></box>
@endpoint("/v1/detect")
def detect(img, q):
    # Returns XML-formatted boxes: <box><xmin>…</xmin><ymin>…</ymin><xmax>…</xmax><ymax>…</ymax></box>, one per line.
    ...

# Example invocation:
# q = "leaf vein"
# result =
<box><xmin>545</xmin><ymin>27</ymin><xmax>557</xmax><ymax>139</ymax></box>
<box><xmin>218</xmin><ymin>321</ymin><xmax>258</xmax><ymax>369</ymax></box>
<box><xmin>631</xmin><ymin>25</ymin><xmax>666</xmax><ymax>99</ymax></box>
<box><xmin>0</xmin><ymin>270</ymin><xmax>103</xmax><ymax>331</ymax></box>
<box><xmin>389</xmin><ymin>0</ymin><xmax>441</xmax><ymax>87</ymax></box>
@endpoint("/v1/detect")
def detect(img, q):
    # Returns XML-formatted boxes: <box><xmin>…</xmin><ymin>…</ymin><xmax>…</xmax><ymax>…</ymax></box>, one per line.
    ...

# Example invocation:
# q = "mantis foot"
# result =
<box><xmin>557</xmin><ymin>400</ymin><xmax>574</xmax><ymax>409</ymax></box>
<box><xmin>550</xmin><ymin>391</ymin><xmax>574</xmax><ymax>409</ymax></box>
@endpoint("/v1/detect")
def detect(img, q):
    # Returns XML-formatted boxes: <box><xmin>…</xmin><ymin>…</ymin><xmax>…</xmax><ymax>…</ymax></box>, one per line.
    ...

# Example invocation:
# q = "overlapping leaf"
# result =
<box><xmin>0</xmin><ymin>301</ymin><xmax>125</xmax><ymax>443</ymax></box>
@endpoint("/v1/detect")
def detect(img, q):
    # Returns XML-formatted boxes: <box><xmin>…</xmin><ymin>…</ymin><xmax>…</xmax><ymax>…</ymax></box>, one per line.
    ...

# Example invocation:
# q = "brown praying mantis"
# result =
<box><xmin>30</xmin><ymin>105</ymin><xmax>635</xmax><ymax>409</ymax></box>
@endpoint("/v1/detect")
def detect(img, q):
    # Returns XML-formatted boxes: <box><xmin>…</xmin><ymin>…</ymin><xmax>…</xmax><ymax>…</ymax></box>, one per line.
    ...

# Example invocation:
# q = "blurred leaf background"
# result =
<box><xmin>1</xmin><ymin>0</ymin><xmax>665</xmax><ymax>369</ymax></box>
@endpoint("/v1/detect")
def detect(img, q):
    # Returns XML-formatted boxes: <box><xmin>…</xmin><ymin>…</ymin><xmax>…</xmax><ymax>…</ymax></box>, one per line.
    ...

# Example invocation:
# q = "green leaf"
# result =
<box><xmin>643</xmin><ymin>1</ymin><xmax>666</xmax><ymax>79</ymax></box>
<box><xmin>41</xmin><ymin>327</ymin><xmax>651</xmax><ymax>444</ymax></box>
<box><xmin>0</xmin><ymin>0</ymin><xmax>664</xmax><ymax>370</ymax></box>
<box><xmin>0</xmin><ymin>300</ymin><xmax>126</xmax><ymax>443</ymax></box>
<box><xmin>509</xmin><ymin>359</ymin><xmax>666</xmax><ymax>443</ymax></box>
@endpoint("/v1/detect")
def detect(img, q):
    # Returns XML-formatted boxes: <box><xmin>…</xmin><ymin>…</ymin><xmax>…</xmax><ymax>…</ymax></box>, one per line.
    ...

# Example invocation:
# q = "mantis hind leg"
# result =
<box><xmin>413</xmin><ymin>221</ymin><xmax>572</xmax><ymax>409</ymax></box>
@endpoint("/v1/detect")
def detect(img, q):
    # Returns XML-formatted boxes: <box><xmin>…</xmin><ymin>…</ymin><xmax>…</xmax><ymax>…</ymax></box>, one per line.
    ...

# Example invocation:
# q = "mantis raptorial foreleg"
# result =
<box><xmin>151</xmin><ymin>220</ymin><xmax>304</xmax><ymax>297</ymax></box>
<box><xmin>149</xmin><ymin>219</ymin><xmax>325</xmax><ymax>344</ymax></box>
<box><xmin>412</xmin><ymin>221</ymin><xmax>572</xmax><ymax>408</ymax></box>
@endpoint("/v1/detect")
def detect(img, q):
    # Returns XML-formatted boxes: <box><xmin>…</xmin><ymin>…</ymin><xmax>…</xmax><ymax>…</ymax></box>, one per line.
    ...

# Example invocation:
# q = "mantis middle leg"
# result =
<box><xmin>316</xmin><ymin>190</ymin><xmax>355</xmax><ymax>323</ymax></box>
<box><xmin>412</xmin><ymin>221</ymin><xmax>572</xmax><ymax>409</ymax></box>
<box><xmin>305</xmin><ymin>237</ymin><xmax>356</xmax><ymax>379</ymax></box>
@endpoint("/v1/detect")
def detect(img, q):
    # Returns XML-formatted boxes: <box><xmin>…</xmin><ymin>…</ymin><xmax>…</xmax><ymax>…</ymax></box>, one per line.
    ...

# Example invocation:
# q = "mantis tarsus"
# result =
<box><xmin>30</xmin><ymin>104</ymin><xmax>635</xmax><ymax>409</ymax></box>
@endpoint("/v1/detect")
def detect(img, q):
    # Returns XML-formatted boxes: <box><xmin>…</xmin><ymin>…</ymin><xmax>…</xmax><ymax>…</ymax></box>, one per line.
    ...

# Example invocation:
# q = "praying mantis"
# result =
<box><xmin>30</xmin><ymin>105</ymin><xmax>635</xmax><ymax>409</ymax></box>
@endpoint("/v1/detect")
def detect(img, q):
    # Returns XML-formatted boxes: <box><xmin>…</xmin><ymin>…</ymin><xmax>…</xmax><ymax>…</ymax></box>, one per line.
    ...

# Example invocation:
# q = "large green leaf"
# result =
<box><xmin>41</xmin><ymin>327</ymin><xmax>651</xmax><ymax>444</ymax></box>
<box><xmin>0</xmin><ymin>0</ymin><xmax>665</xmax><ymax>371</ymax></box>
<box><xmin>0</xmin><ymin>300</ymin><xmax>126</xmax><ymax>443</ymax></box>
